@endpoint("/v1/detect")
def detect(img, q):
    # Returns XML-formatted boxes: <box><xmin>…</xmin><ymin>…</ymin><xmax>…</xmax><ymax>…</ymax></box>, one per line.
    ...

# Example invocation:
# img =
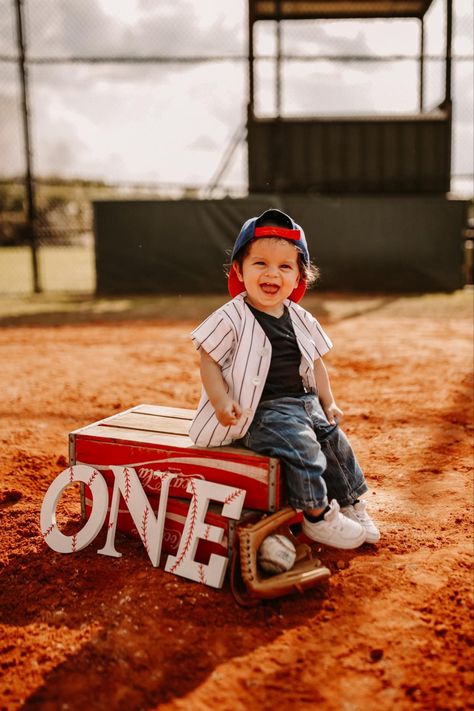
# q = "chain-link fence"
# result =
<box><xmin>0</xmin><ymin>0</ymin><xmax>472</xmax><ymax>295</ymax></box>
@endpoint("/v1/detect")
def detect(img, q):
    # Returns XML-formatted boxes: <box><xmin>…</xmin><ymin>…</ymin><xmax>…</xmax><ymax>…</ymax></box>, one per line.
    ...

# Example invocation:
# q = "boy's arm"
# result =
<box><xmin>314</xmin><ymin>356</ymin><xmax>344</xmax><ymax>425</ymax></box>
<box><xmin>200</xmin><ymin>350</ymin><xmax>242</xmax><ymax>426</ymax></box>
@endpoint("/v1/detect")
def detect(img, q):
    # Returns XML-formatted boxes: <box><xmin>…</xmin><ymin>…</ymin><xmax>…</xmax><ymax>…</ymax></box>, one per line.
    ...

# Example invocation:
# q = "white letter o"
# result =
<box><xmin>40</xmin><ymin>465</ymin><xmax>108</xmax><ymax>553</ymax></box>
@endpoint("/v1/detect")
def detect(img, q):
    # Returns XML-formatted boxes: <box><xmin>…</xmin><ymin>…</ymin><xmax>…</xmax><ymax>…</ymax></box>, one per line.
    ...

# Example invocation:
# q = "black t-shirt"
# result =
<box><xmin>247</xmin><ymin>303</ymin><xmax>305</xmax><ymax>401</ymax></box>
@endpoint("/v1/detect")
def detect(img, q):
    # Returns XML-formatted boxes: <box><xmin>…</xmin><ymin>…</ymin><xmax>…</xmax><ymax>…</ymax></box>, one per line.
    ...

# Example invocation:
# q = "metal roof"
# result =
<box><xmin>250</xmin><ymin>0</ymin><xmax>435</xmax><ymax>20</ymax></box>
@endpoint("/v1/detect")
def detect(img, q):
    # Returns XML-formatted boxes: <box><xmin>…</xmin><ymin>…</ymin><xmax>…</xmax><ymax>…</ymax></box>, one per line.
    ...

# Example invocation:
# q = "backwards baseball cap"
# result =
<box><xmin>228</xmin><ymin>208</ymin><xmax>309</xmax><ymax>303</ymax></box>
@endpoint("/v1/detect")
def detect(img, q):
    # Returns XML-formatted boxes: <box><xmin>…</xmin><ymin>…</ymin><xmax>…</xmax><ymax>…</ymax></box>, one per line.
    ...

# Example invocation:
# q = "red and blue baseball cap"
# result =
<box><xmin>228</xmin><ymin>208</ymin><xmax>309</xmax><ymax>303</ymax></box>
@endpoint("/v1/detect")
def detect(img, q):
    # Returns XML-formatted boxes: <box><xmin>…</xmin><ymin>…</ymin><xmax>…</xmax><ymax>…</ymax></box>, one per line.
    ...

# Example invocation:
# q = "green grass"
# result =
<box><xmin>0</xmin><ymin>245</ymin><xmax>95</xmax><ymax>295</ymax></box>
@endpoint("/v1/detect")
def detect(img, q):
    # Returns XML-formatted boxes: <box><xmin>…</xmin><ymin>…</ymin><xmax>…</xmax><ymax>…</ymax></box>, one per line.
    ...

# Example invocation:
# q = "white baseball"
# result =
<box><xmin>257</xmin><ymin>534</ymin><xmax>297</xmax><ymax>575</ymax></box>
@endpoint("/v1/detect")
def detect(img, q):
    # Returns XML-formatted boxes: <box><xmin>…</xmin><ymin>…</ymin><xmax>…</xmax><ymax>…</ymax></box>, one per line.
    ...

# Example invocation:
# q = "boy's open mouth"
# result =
<box><xmin>260</xmin><ymin>283</ymin><xmax>280</xmax><ymax>295</ymax></box>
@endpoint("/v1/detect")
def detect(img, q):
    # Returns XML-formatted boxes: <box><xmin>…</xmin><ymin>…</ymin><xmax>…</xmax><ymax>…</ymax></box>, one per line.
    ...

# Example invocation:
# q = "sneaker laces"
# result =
<box><xmin>352</xmin><ymin>500</ymin><xmax>371</xmax><ymax>523</ymax></box>
<box><xmin>325</xmin><ymin>500</ymin><xmax>346</xmax><ymax>531</ymax></box>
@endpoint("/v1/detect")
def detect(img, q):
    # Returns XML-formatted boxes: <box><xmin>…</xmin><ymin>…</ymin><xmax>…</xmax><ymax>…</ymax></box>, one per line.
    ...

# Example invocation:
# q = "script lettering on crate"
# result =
<box><xmin>40</xmin><ymin>465</ymin><xmax>246</xmax><ymax>589</ymax></box>
<box><xmin>137</xmin><ymin>466</ymin><xmax>205</xmax><ymax>494</ymax></box>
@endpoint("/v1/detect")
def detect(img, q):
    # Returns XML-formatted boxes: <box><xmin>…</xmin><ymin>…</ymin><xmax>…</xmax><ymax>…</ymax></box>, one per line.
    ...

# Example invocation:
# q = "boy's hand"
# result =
<box><xmin>215</xmin><ymin>399</ymin><xmax>242</xmax><ymax>427</ymax></box>
<box><xmin>323</xmin><ymin>402</ymin><xmax>344</xmax><ymax>425</ymax></box>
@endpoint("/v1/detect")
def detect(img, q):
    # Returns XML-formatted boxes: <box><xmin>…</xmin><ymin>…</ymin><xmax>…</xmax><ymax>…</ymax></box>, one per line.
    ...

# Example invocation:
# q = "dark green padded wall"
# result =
<box><xmin>94</xmin><ymin>196</ymin><xmax>467</xmax><ymax>294</ymax></box>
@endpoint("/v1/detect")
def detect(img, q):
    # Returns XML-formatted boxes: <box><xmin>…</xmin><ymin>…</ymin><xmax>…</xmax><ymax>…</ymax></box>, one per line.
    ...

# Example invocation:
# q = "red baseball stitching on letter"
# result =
<box><xmin>43</xmin><ymin>523</ymin><xmax>55</xmax><ymax>538</ymax></box>
<box><xmin>124</xmin><ymin>468</ymin><xmax>132</xmax><ymax>502</ymax></box>
<box><xmin>198</xmin><ymin>563</ymin><xmax>206</xmax><ymax>585</ymax></box>
<box><xmin>141</xmin><ymin>508</ymin><xmax>149</xmax><ymax>553</ymax></box>
<box><xmin>223</xmin><ymin>488</ymin><xmax>243</xmax><ymax>505</ymax></box>
<box><xmin>168</xmin><ymin>478</ymin><xmax>198</xmax><ymax>574</ymax></box>
<box><xmin>71</xmin><ymin>534</ymin><xmax>77</xmax><ymax>553</ymax></box>
<box><xmin>87</xmin><ymin>470</ymin><xmax>98</xmax><ymax>487</ymax></box>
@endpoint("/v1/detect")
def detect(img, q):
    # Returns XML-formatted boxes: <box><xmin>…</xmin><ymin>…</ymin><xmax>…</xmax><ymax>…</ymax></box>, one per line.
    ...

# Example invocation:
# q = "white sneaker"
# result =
<box><xmin>341</xmin><ymin>500</ymin><xmax>380</xmax><ymax>544</ymax></box>
<box><xmin>302</xmin><ymin>500</ymin><xmax>367</xmax><ymax>549</ymax></box>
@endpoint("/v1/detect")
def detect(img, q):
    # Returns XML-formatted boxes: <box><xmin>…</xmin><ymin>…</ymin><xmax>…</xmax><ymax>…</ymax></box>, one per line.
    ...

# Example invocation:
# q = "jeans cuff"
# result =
<box><xmin>337</xmin><ymin>482</ymin><xmax>369</xmax><ymax>508</ymax></box>
<box><xmin>286</xmin><ymin>495</ymin><xmax>328</xmax><ymax>511</ymax></box>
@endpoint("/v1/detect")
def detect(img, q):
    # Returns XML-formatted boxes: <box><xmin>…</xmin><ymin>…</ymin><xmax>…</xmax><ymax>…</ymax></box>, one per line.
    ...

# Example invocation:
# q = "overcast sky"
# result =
<box><xmin>0</xmin><ymin>0</ymin><xmax>472</xmax><ymax>195</ymax></box>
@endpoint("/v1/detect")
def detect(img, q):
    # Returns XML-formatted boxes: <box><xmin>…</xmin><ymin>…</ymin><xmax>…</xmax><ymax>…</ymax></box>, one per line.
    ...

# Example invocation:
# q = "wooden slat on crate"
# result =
<box><xmin>133</xmin><ymin>404</ymin><xmax>195</xmax><ymax>420</ymax></box>
<box><xmin>76</xmin><ymin>423</ymin><xmax>248</xmax><ymax>456</ymax></box>
<box><xmin>79</xmin><ymin>424</ymin><xmax>193</xmax><ymax>448</ymax></box>
<box><xmin>101</xmin><ymin>412</ymin><xmax>191</xmax><ymax>436</ymax></box>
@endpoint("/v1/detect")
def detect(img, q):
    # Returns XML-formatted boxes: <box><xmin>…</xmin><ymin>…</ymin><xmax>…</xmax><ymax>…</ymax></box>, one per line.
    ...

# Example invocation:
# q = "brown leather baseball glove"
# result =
<box><xmin>230</xmin><ymin>507</ymin><xmax>331</xmax><ymax>606</ymax></box>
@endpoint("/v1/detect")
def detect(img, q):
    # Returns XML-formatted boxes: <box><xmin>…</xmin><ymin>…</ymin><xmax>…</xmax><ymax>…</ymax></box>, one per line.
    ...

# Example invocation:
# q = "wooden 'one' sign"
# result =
<box><xmin>40</xmin><ymin>465</ymin><xmax>246</xmax><ymax>588</ymax></box>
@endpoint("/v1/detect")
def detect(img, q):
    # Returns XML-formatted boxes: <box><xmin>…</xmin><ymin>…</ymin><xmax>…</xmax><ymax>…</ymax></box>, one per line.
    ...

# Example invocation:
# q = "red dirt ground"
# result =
<box><xmin>0</xmin><ymin>293</ymin><xmax>472</xmax><ymax>711</ymax></box>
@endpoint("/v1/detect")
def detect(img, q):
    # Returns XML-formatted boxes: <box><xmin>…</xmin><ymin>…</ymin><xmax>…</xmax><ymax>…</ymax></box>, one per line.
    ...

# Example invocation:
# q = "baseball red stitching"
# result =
<box><xmin>124</xmin><ymin>468</ymin><xmax>132</xmax><ymax>502</ymax></box>
<box><xmin>168</xmin><ymin>479</ymin><xmax>199</xmax><ymax>574</ymax></box>
<box><xmin>87</xmin><ymin>470</ymin><xmax>98</xmax><ymax>487</ymax></box>
<box><xmin>141</xmin><ymin>508</ymin><xmax>149</xmax><ymax>553</ymax></box>
<box><xmin>43</xmin><ymin>523</ymin><xmax>55</xmax><ymax>538</ymax></box>
<box><xmin>223</xmin><ymin>488</ymin><xmax>243</xmax><ymax>505</ymax></box>
<box><xmin>198</xmin><ymin>563</ymin><xmax>207</xmax><ymax>585</ymax></box>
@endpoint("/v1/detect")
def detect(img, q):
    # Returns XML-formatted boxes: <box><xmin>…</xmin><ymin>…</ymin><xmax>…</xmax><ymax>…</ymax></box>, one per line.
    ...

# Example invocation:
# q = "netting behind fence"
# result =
<box><xmin>0</xmin><ymin>0</ymin><xmax>472</xmax><ymax>295</ymax></box>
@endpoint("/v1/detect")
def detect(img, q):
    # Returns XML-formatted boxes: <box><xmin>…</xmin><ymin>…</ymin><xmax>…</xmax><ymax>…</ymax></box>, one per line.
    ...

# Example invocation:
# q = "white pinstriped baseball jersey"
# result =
<box><xmin>189</xmin><ymin>293</ymin><xmax>332</xmax><ymax>447</ymax></box>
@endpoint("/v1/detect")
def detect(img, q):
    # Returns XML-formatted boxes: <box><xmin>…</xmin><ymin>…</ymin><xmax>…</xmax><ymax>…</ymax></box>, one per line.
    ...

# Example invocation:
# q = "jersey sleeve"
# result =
<box><xmin>308</xmin><ymin>314</ymin><xmax>333</xmax><ymax>359</ymax></box>
<box><xmin>191</xmin><ymin>310</ymin><xmax>236</xmax><ymax>366</ymax></box>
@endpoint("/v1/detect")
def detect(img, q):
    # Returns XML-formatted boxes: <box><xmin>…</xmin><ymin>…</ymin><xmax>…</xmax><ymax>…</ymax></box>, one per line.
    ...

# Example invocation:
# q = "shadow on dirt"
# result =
<box><xmin>0</xmin><ymin>507</ymin><xmax>377</xmax><ymax>710</ymax></box>
<box><xmin>0</xmin><ymin>292</ymin><xmax>419</xmax><ymax>328</ymax></box>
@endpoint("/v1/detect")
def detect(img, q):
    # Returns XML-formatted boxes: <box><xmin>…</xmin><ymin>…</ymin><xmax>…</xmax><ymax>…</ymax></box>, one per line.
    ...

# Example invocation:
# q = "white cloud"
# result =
<box><xmin>20</xmin><ymin>0</ymin><xmax>244</xmax><ymax>58</ymax></box>
<box><xmin>0</xmin><ymin>0</ymin><xmax>471</xmax><ymax>192</ymax></box>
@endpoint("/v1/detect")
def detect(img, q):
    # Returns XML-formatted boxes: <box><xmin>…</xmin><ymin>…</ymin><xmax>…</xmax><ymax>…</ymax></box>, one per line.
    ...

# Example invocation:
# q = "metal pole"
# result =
<box><xmin>14</xmin><ymin>0</ymin><xmax>40</xmax><ymax>293</ymax></box>
<box><xmin>247</xmin><ymin>2</ymin><xmax>254</xmax><ymax>193</ymax></box>
<box><xmin>272</xmin><ymin>0</ymin><xmax>284</xmax><ymax>192</ymax></box>
<box><xmin>276</xmin><ymin>1</ymin><xmax>282</xmax><ymax>117</ymax></box>
<box><xmin>445</xmin><ymin>0</ymin><xmax>453</xmax><ymax>105</ymax></box>
<box><xmin>444</xmin><ymin>0</ymin><xmax>453</xmax><ymax>190</ymax></box>
<box><xmin>419</xmin><ymin>17</ymin><xmax>425</xmax><ymax>112</ymax></box>
<box><xmin>248</xmin><ymin>1</ymin><xmax>254</xmax><ymax>115</ymax></box>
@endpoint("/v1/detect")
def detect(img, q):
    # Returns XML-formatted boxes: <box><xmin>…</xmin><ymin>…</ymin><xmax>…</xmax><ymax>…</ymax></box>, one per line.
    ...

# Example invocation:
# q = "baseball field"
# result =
<box><xmin>0</xmin><ymin>290</ymin><xmax>472</xmax><ymax>710</ymax></box>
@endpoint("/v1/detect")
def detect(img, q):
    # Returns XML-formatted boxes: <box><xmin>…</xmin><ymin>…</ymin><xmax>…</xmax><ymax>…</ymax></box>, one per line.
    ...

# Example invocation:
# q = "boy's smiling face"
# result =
<box><xmin>234</xmin><ymin>237</ymin><xmax>301</xmax><ymax>317</ymax></box>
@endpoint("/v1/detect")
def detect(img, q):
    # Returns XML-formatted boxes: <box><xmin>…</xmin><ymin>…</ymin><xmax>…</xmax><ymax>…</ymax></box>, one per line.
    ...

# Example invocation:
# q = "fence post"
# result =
<box><xmin>14</xmin><ymin>0</ymin><xmax>41</xmax><ymax>293</ymax></box>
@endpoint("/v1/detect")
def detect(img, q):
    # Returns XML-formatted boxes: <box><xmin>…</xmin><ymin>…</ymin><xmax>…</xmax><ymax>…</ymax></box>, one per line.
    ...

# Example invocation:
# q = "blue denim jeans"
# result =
<box><xmin>240</xmin><ymin>393</ymin><xmax>368</xmax><ymax>510</ymax></box>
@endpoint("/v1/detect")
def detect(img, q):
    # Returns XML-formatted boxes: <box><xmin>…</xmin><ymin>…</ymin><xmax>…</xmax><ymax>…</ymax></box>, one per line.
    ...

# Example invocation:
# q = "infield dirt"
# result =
<box><xmin>0</xmin><ymin>292</ymin><xmax>472</xmax><ymax>711</ymax></box>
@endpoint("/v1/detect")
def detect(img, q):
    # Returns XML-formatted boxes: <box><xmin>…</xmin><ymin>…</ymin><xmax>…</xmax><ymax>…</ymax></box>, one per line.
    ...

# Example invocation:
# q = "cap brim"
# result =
<box><xmin>227</xmin><ymin>264</ymin><xmax>307</xmax><ymax>303</ymax></box>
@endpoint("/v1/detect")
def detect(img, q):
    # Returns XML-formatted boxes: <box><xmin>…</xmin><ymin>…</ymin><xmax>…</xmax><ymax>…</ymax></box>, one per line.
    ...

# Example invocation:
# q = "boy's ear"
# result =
<box><xmin>233</xmin><ymin>261</ymin><xmax>244</xmax><ymax>283</ymax></box>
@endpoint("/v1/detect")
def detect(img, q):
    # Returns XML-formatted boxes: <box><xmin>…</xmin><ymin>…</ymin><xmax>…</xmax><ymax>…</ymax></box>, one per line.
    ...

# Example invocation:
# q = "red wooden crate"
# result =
<box><xmin>70</xmin><ymin>404</ymin><xmax>283</xmax><ymax>514</ymax></box>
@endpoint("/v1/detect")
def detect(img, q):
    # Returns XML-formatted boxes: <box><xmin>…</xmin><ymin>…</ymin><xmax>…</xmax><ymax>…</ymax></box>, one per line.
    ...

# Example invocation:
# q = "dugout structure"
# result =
<box><xmin>247</xmin><ymin>0</ymin><xmax>453</xmax><ymax>194</ymax></box>
<box><xmin>94</xmin><ymin>0</ymin><xmax>468</xmax><ymax>294</ymax></box>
